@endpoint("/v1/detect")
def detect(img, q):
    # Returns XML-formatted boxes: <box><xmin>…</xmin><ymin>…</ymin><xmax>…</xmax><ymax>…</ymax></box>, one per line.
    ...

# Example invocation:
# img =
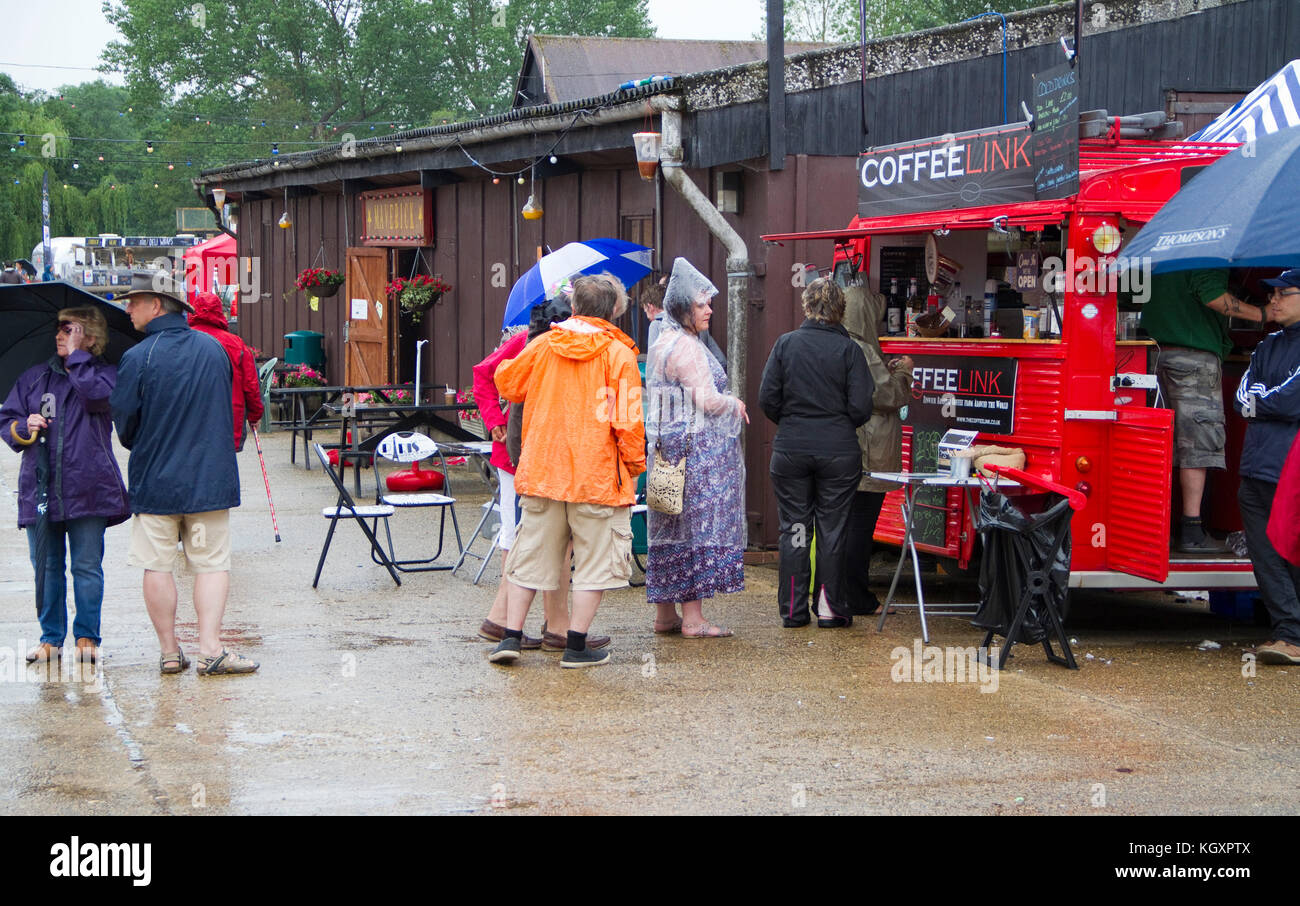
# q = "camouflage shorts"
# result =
<box><xmin>1156</xmin><ymin>347</ymin><xmax>1226</xmax><ymax>469</ymax></box>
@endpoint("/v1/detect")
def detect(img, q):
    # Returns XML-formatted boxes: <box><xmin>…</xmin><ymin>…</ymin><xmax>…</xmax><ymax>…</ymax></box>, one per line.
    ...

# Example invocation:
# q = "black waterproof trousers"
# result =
<box><xmin>1239</xmin><ymin>477</ymin><xmax>1300</xmax><ymax>646</ymax></box>
<box><xmin>770</xmin><ymin>451</ymin><xmax>861</xmax><ymax>624</ymax></box>
<box><xmin>844</xmin><ymin>490</ymin><xmax>887</xmax><ymax>614</ymax></box>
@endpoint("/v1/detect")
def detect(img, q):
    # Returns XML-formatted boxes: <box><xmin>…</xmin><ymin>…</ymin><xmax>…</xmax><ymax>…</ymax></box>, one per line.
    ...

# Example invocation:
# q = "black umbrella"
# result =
<box><xmin>1</xmin><ymin>282</ymin><xmax>142</xmax><ymax>650</ymax></box>
<box><xmin>0</xmin><ymin>281</ymin><xmax>143</xmax><ymax>400</ymax></box>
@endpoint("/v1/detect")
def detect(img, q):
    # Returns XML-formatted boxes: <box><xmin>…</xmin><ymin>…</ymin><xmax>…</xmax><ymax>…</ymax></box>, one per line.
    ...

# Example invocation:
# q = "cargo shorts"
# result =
<box><xmin>504</xmin><ymin>497</ymin><xmax>633</xmax><ymax>592</ymax></box>
<box><xmin>1155</xmin><ymin>347</ymin><xmax>1226</xmax><ymax>470</ymax></box>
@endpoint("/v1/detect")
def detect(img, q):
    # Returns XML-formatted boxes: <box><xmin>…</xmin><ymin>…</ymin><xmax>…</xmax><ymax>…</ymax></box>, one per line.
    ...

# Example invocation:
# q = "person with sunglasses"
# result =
<box><xmin>1234</xmin><ymin>269</ymin><xmax>1300</xmax><ymax>666</ymax></box>
<box><xmin>1</xmin><ymin>307</ymin><xmax>131</xmax><ymax>665</ymax></box>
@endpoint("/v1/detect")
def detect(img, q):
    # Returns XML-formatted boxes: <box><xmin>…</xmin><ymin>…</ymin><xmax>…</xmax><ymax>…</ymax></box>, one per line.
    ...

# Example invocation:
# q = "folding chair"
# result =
<box><xmin>312</xmin><ymin>443</ymin><xmax>401</xmax><ymax>588</ymax></box>
<box><xmin>373</xmin><ymin>432</ymin><xmax>464</xmax><ymax>572</ymax></box>
<box><xmin>453</xmin><ymin>497</ymin><xmax>504</xmax><ymax>584</ymax></box>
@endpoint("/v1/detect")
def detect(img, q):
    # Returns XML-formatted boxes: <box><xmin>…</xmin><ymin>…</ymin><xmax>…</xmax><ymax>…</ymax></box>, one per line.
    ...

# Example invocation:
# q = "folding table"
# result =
<box><xmin>869</xmin><ymin>470</ymin><xmax>1019</xmax><ymax>643</ymax></box>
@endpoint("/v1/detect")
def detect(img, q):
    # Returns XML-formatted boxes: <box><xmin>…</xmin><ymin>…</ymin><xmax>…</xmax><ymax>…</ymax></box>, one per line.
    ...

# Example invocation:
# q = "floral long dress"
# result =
<box><xmin>645</xmin><ymin>324</ymin><xmax>746</xmax><ymax>603</ymax></box>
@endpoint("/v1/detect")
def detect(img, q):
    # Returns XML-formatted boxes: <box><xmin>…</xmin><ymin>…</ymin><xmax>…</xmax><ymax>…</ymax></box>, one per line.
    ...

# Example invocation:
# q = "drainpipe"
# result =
<box><xmin>653</xmin><ymin>98</ymin><xmax>751</xmax><ymax>401</ymax></box>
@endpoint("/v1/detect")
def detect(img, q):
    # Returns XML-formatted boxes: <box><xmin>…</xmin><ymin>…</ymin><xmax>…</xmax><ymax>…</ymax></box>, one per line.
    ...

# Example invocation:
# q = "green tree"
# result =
<box><xmin>764</xmin><ymin>0</ymin><xmax>1045</xmax><ymax>43</ymax></box>
<box><xmin>102</xmin><ymin>0</ymin><xmax>656</xmax><ymax>126</ymax></box>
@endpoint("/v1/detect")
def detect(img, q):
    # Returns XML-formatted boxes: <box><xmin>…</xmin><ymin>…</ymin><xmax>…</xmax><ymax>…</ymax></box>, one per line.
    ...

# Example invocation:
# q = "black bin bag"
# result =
<box><xmin>973</xmin><ymin>491</ymin><xmax>1072</xmax><ymax>644</ymax></box>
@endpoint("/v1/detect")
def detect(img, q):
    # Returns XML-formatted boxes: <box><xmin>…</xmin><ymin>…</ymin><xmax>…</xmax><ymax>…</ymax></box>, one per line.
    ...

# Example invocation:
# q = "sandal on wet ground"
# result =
<box><xmin>196</xmin><ymin>649</ymin><xmax>259</xmax><ymax>676</ymax></box>
<box><xmin>653</xmin><ymin>618</ymin><xmax>683</xmax><ymax>634</ymax></box>
<box><xmin>160</xmin><ymin>649</ymin><xmax>191</xmax><ymax>674</ymax></box>
<box><xmin>681</xmin><ymin>621</ymin><xmax>733</xmax><ymax>639</ymax></box>
<box><xmin>26</xmin><ymin>643</ymin><xmax>61</xmax><ymax>663</ymax></box>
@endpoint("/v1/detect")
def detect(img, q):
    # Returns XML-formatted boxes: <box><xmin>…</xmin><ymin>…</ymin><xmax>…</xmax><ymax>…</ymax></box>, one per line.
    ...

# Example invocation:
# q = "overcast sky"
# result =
<box><xmin>1</xmin><ymin>0</ymin><xmax>768</xmax><ymax>94</ymax></box>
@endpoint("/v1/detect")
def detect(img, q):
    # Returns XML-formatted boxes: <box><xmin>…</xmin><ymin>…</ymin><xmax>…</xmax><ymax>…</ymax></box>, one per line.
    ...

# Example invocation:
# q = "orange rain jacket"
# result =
<box><xmin>494</xmin><ymin>315</ymin><xmax>645</xmax><ymax>506</ymax></box>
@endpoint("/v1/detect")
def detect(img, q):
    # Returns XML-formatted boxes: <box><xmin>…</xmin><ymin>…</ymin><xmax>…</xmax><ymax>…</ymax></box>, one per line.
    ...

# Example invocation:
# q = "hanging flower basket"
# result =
<box><xmin>387</xmin><ymin>275</ymin><xmax>453</xmax><ymax>325</ymax></box>
<box><xmin>296</xmin><ymin>267</ymin><xmax>345</xmax><ymax>298</ymax></box>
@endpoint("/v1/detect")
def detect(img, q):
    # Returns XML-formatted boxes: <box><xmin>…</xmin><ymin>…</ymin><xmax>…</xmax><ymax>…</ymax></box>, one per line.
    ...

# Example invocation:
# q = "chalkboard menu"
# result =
<box><xmin>1031</xmin><ymin>61</ymin><xmax>1080</xmax><ymax>199</ymax></box>
<box><xmin>878</xmin><ymin>246</ymin><xmax>927</xmax><ymax>291</ymax></box>
<box><xmin>901</xmin><ymin>354</ymin><xmax>1019</xmax><ymax>548</ymax></box>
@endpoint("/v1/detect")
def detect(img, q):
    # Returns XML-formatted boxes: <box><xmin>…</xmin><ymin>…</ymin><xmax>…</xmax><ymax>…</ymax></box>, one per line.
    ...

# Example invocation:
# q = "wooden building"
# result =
<box><xmin>197</xmin><ymin>0</ymin><xmax>1292</xmax><ymax>548</ymax></box>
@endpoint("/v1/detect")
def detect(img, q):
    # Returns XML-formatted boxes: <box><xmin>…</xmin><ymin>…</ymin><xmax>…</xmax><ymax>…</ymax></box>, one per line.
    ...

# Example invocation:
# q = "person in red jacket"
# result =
<box><xmin>188</xmin><ymin>292</ymin><xmax>264</xmax><ymax>450</ymax></box>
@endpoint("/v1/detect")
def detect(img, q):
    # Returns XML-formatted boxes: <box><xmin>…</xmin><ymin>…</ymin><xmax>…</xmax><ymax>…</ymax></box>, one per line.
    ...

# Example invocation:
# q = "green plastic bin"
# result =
<box><xmin>284</xmin><ymin>330</ymin><xmax>325</xmax><ymax>368</ymax></box>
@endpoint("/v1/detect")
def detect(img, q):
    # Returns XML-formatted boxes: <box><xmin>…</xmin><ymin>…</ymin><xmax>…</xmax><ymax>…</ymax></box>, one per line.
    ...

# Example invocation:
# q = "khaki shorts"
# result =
<box><xmin>127</xmin><ymin>510</ymin><xmax>232</xmax><ymax>573</ymax></box>
<box><xmin>1156</xmin><ymin>347</ymin><xmax>1226</xmax><ymax>469</ymax></box>
<box><xmin>504</xmin><ymin>497</ymin><xmax>633</xmax><ymax>592</ymax></box>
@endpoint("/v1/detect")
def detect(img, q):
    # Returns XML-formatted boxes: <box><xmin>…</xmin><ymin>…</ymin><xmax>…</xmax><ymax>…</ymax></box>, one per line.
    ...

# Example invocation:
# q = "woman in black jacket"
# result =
<box><xmin>760</xmin><ymin>278</ymin><xmax>874</xmax><ymax>628</ymax></box>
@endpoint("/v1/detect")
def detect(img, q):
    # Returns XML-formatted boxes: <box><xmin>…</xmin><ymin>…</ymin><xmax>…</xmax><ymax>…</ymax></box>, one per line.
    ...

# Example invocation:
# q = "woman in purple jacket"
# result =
<box><xmin>1</xmin><ymin>307</ymin><xmax>131</xmax><ymax>664</ymax></box>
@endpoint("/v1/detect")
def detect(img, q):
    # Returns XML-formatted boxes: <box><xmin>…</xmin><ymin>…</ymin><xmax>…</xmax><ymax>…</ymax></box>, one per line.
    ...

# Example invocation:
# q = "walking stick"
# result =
<box><xmin>250</xmin><ymin>426</ymin><xmax>281</xmax><ymax>542</ymax></box>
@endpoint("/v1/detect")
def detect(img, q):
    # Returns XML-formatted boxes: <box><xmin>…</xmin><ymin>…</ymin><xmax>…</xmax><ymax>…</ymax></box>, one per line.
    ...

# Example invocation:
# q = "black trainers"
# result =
<box><xmin>488</xmin><ymin>636</ymin><xmax>521</xmax><ymax>665</ymax></box>
<box><xmin>559</xmin><ymin>645</ymin><xmax>611</xmax><ymax>668</ymax></box>
<box><xmin>1177</xmin><ymin>519</ymin><xmax>1229</xmax><ymax>554</ymax></box>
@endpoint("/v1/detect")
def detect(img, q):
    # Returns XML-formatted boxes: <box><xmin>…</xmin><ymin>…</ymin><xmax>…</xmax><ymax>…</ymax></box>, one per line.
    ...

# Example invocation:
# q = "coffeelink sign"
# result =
<box><xmin>857</xmin><ymin>123</ymin><xmax>1037</xmax><ymax>218</ymax></box>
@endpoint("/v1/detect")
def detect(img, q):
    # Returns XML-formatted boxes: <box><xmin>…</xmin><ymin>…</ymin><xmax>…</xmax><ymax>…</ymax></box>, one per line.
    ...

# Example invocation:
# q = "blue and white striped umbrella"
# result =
<box><xmin>502</xmin><ymin>238</ymin><xmax>653</xmax><ymax>328</ymax></box>
<box><xmin>1190</xmin><ymin>60</ymin><xmax>1300</xmax><ymax>143</ymax></box>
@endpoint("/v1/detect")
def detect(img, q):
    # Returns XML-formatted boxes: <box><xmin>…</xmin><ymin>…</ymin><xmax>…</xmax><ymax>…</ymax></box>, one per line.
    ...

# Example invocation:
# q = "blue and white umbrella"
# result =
<box><xmin>1189</xmin><ymin>60</ymin><xmax>1300</xmax><ymax>143</ymax></box>
<box><xmin>502</xmin><ymin>238</ymin><xmax>653</xmax><ymax>328</ymax></box>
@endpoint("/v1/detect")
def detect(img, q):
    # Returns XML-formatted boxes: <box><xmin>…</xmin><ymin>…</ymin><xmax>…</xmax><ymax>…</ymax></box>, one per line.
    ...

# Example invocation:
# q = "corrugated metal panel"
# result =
<box><xmin>1106</xmin><ymin>407</ymin><xmax>1174</xmax><ymax>583</ymax></box>
<box><xmin>1009</xmin><ymin>356</ymin><xmax>1065</xmax><ymax>446</ymax></box>
<box><xmin>523</xmin><ymin>36</ymin><xmax>832</xmax><ymax>106</ymax></box>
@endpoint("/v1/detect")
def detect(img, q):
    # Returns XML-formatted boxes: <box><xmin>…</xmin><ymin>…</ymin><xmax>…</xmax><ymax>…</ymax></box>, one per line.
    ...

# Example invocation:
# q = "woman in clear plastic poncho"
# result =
<box><xmin>645</xmin><ymin>258</ymin><xmax>749</xmax><ymax>637</ymax></box>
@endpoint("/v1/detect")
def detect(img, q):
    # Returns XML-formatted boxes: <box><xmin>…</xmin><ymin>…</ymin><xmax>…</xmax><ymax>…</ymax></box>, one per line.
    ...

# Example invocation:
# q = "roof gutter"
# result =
<box><xmin>653</xmin><ymin>95</ymin><xmax>750</xmax><ymax>402</ymax></box>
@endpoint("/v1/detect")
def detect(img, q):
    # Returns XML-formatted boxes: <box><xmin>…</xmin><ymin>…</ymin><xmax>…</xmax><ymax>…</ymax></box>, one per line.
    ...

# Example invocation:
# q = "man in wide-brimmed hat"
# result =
<box><xmin>111</xmin><ymin>270</ymin><xmax>259</xmax><ymax>676</ymax></box>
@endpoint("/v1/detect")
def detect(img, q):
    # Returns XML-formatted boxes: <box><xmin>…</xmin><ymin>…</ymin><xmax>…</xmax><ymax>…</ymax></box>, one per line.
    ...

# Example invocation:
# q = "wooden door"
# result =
<box><xmin>344</xmin><ymin>246</ymin><xmax>389</xmax><ymax>385</ymax></box>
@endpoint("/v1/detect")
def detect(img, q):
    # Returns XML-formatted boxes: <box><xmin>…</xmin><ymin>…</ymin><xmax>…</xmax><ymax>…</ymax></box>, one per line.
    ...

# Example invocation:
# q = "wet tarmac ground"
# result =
<box><xmin>1</xmin><ymin>432</ymin><xmax>1295</xmax><ymax>815</ymax></box>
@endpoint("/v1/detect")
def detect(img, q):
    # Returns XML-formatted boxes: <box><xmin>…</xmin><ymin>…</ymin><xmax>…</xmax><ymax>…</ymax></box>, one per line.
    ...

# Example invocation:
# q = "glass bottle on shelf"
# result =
<box><xmin>886</xmin><ymin>277</ymin><xmax>902</xmax><ymax>336</ymax></box>
<box><xmin>905</xmin><ymin>277</ymin><xmax>922</xmax><ymax>337</ymax></box>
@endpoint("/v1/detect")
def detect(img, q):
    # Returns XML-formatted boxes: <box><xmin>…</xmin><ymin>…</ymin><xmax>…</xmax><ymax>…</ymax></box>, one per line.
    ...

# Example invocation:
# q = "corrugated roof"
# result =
<box><xmin>516</xmin><ymin>34</ymin><xmax>833</xmax><ymax>106</ymax></box>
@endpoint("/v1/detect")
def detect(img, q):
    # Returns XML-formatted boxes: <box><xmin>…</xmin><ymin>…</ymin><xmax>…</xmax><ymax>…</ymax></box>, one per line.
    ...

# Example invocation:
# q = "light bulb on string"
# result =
<box><xmin>549</xmin><ymin>155</ymin><xmax>557</xmax><ymax>164</ymax></box>
<box><xmin>278</xmin><ymin>188</ymin><xmax>292</xmax><ymax>229</ymax></box>
<box><xmin>146</xmin><ymin>141</ymin><xmax>154</xmax><ymax>153</ymax></box>
<box><xmin>492</xmin><ymin>177</ymin><xmax>499</xmax><ymax>185</ymax></box>
<box><xmin>17</xmin><ymin>135</ymin><xmax>25</xmax><ymax>146</ymax></box>
<box><xmin>167</xmin><ymin>163</ymin><xmax>174</xmax><ymax>170</ymax></box>
<box><xmin>271</xmin><ymin>143</ymin><xmax>279</xmax><ymax>155</ymax></box>
<box><xmin>521</xmin><ymin>165</ymin><xmax>543</xmax><ymax>220</ymax></box>
<box><xmin>517</xmin><ymin>176</ymin><xmax>525</xmax><ymax>185</ymax></box>
<box><xmin>72</xmin><ymin>160</ymin><xmax>79</xmax><ymax>169</ymax></box>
